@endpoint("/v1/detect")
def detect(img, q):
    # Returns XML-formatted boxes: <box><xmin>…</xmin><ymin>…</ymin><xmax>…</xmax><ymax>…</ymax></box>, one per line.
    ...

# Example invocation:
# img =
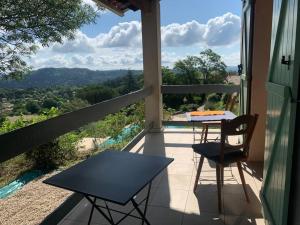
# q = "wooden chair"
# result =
<box><xmin>199</xmin><ymin>92</ymin><xmax>238</xmax><ymax>143</ymax></box>
<box><xmin>192</xmin><ymin>114</ymin><xmax>258</xmax><ymax>213</ymax></box>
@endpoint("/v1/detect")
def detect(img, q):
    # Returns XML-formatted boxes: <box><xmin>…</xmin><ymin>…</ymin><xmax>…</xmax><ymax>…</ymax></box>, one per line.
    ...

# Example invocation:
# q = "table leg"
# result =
<box><xmin>193</xmin><ymin>122</ymin><xmax>195</xmax><ymax>144</ymax></box>
<box><xmin>87</xmin><ymin>197</ymin><xmax>96</xmax><ymax>225</ymax></box>
<box><xmin>141</xmin><ymin>182</ymin><xmax>152</xmax><ymax>225</ymax></box>
<box><xmin>131</xmin><ymin>199</ymin><xmax>151</xmax><ymax>225</ymax></box>
<box><xmin>85</xmin><ymin>195</ymin><xmax>115</xmax><ymax>225</ymax></box>
<box><xmin>105</xmin><ymin>201</ymin><xmax>114</xmax><ymax>223</ymax></box>
<box><xmin>204</xmin><ymin>124</ymin><xmax>208</xmax><ymax>143</ymax></box>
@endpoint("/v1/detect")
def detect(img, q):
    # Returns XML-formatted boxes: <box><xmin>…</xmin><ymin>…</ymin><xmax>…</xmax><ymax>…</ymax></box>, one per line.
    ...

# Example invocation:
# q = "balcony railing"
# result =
<box><xmin>0</xmin><ymin>83</ymin><xmax>240</xmax><ymax>225</ymax></box>
<box><xmin>161</xmin><ymin>84</ymin><xmax>240</xmax><ymax>126</ymax></box>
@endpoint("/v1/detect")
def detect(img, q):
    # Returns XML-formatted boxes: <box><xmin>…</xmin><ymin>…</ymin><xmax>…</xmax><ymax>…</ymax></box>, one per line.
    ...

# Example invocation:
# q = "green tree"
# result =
<box><xmin>120</xmin><ymin>71</ymin><xmax>140</xmax><ymax>94</ymax></box>
<box><xmin>77</xmin><ymin>85</ymin><xmax>118</xmax><ymax>105</ymax></box>
<box><xmin>197</xmin><ymin>49</ymin><xmax>227</xmax><ymax>84</ymax></box>
<box><xmin>42</xmin><ymin>98</ymin><xmax>59</xmax><ymax>109</ymax></box>
<box><xmin>25</xmin><ymin>101</ymin><xmax>41</xmax><ymax>114</ymax></box>
<box><xmin>174</xmin><ymin>56</ymin><xmax>201</xmax><ymax>84</ymax></box>
<box><xmin>0</xmin><ymin>0</ymin><xmax>98</xmax><ymax>78</ymax></box>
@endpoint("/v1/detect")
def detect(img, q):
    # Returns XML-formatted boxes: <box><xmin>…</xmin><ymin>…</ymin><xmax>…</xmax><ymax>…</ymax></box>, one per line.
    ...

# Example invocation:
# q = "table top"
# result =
<box><xmin>44</xmin><ymin>150</ymin><xmax>173</xmax><ymax>205</ymax></box>
<box><xmin>186</xmin><ymin>111</ymin><xmax>236</xmax><ymax>122</ymax></box>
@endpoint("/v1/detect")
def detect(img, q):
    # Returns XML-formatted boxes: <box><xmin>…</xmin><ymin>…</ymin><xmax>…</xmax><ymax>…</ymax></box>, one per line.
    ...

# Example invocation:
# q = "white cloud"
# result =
<box><xmin>162</xmin><ymin>21</ymin><xmax>206</xmax><ymax>47</ymax></box>
<box><xmin>99</xmin><ymin>21</ymin><xmax>142</xmax><ymax>47</ymax></box>
<box><xmin>28</xmin><ymin>13</ymin><xmax>241</xmax><ymax>70</ymax></box>
<box><xmin>204</xmin><ymin>13</ymin><xmax>241</xmax><ymax>46</ymax></box>
<box><xmin>52</xmin><ymin>31</ymin><xmax>95</xmax><ymax>54</ymax></box>
<box><xmin>162</xmin><ymin>13</ymin><xmax>240</xmax><ymax>47</ymax></box>
<box><xmin>221</xmin><ymin>51</ymin><xmax>240</xmax><ymax>66</ymax></box>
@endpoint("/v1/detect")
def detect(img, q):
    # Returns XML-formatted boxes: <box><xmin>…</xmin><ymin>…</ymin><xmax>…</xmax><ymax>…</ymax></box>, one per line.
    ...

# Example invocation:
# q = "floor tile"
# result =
<box><xmin>146</xmin><ymin>206</ymin><xmax>184</xmax><ymax>225</ymax></box>
<box><xmin>185</xmin><ymin>190</ymin><xmax>220</xmax><ymax>214</ymax></box>
<box><xmin>223</xmin><ymin>193</ymin><xmax>263</xmax><ymax>217</ymax></box>
<box><xmin>225</xmin><ymin>215</ymin><xmax>265</xmax><ymax>225</ymax></box>
<box><xmin>158</xmin><ymin>174</ymin><xmax>192</xmax><ymax>191</ymax></box>
<box><xmin>182</xmin><ymin>213</ymin><xmax>225</xmax><ymax>225</ymax></box>
<box><xmin>151</xmin><ymin>188</ymin><xmax>189</xmax><ymax>211</ymax></box>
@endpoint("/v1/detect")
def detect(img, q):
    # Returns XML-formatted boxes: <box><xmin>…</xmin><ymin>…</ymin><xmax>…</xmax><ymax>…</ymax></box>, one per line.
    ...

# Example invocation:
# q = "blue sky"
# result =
<box><xmin>28</xmin><ymin>0</ymin><xmax>242</xmax><ymax>70</ymax></box>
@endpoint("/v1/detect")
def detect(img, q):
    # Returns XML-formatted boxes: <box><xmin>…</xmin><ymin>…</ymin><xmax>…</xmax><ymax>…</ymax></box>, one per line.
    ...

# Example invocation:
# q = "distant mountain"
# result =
<box><xmin>226</xmin><ymin>66</ymin><xmax>238</xmax><ymax>73</ymax></box>
<box><xmin>0</xmin><ymin>68</ymin><xmax>142</xmax><ymax>89</ymax></box>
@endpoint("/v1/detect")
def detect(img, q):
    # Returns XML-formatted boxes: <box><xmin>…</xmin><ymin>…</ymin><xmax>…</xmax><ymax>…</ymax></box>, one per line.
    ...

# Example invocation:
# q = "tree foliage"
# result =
<box><xmin>163</xmin><ymin>49</ymin><xmax>228</xmax><ymax>110</ymax></box>
<box><xmin>77</xmin><ymin>85</ymin><xmax>118</xmax><ymax>105</ymax></box>
<box><xmin>0</xmin><ymin>0</ymin><xmax>98</xmax><ymax>78</ymax></box>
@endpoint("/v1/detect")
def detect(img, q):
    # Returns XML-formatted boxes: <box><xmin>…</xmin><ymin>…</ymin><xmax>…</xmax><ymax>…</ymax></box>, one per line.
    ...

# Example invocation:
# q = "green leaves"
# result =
<box><xmin>0</xmin><ymin>0</ymin><xmax>99</xmax><ymax>78</ymax></box>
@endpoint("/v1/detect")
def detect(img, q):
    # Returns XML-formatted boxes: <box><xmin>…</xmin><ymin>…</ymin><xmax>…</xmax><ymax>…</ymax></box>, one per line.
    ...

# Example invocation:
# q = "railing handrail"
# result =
<box><xmin>161</xmin><ymin>84</ymin><xmax>240</xmax><ymax>94</ymax></box>
<box><xmin>0</xmin><ymin>87</ymin><xmax>152</xmax><ymax>163</ymax></box>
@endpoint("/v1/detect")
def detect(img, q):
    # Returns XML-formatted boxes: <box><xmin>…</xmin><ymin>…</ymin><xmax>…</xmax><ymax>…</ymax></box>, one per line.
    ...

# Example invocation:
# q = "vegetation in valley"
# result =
<box><xmin>0</xmin><ymin>49</ymin><xmax>239</xmax><ymax>188</ymax></box>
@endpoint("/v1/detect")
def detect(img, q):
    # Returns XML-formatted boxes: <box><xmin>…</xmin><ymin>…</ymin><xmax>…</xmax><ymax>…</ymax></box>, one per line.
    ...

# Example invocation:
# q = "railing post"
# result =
<box><xmin>141</xmin><ymin>0</ymin><xmax>163</xmax><ymax>132</ymax></box>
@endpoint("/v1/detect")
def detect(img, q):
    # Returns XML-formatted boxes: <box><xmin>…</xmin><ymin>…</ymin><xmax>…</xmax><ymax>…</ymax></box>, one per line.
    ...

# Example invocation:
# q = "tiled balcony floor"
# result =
<box><xmin>59</xmin><ymin>128</ymin><xmax>264</xmax><ymax>225</ymax></box>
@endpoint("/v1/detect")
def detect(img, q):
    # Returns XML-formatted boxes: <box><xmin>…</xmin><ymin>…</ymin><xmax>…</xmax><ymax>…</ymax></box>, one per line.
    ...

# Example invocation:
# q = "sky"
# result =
<box><xmin>27</xmin><ymin>0</ymin><xmax>242</xmax><ymax>70</ymax></box>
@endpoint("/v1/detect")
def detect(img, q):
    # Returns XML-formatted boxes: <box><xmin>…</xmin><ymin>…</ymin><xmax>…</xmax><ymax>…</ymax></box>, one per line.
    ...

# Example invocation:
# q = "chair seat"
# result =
<box><xmin>192</xmin><ymin>142</ymin><xmax>246</xmax><ymax>164</ymax></box>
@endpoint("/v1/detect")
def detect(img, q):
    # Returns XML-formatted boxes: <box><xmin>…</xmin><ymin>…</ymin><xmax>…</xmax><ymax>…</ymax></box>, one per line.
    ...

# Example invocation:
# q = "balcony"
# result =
<box><xmin>50</xmin><ymin>128</ymin><xmax>261</xmax><ymax>225</ymax></box>
<box><xmin>0</xmin><ymin>130</ymin><xmax>263</xmax><ymax>225</ymax></box>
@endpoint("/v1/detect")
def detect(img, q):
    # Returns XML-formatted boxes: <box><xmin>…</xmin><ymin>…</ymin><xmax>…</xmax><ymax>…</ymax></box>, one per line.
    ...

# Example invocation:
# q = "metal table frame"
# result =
<box><xmin>85</xmin><ymin>182</ymin><xmax>152</xmax><ymax>225</ymax></box>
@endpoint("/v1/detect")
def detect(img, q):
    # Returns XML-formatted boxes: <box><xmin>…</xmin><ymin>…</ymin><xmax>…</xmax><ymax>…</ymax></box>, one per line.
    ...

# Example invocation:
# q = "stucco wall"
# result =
<box><xmin>248</xmin><ymin>0</ymin><xmax>273</xmax><ymax>162</ymax></box>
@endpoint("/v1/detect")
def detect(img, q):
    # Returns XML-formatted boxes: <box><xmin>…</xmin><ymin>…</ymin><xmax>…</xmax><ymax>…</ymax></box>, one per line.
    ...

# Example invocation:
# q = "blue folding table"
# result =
<box><xmin>44</xmin><ymin>150</ymin><xmax>173</xmax><ymax>225</ymax></box>
<box><xmin>186</xmin><ymin>111</ymin><xmax>237</xmax><ymax>143</ymax></box>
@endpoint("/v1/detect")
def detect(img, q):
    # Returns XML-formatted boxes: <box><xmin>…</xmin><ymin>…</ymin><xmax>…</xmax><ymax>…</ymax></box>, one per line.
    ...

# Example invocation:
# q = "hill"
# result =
<box><xmin>0</xmin><ymin>68</ymin><xmax>142</xmax><ymax>89</ymax></box>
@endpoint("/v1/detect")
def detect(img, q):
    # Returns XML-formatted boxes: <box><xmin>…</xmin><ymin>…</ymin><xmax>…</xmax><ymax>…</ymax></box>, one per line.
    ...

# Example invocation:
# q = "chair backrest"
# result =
<box><xmin>220</xmin><ymin>114</ymin><xmax>258</xmax><ymax>162</ymax></box>
<box><xmin>225</xmin><ymin>92</ymin><xmax>238</xmax><ymax>111</ymax></box>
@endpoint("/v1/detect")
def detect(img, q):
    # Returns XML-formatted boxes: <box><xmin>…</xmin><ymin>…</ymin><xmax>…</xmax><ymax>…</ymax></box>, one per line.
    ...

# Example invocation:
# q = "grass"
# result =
<box><xmin>0</xmin><ymin>154</ymin><xmax>35</xmax><ymax>188</ymax></box>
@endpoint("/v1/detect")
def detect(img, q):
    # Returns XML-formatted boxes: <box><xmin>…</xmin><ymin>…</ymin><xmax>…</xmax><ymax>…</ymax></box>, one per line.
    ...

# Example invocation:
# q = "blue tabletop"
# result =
<box><xmin>44</xmin><ymin>150</ymin><xmax>173</xmax><ymax>205</ymax></box>
<box><xmin>186</xmin><ymin>111</ymin><xmax>236</xmax><ymax>122</ymax></box>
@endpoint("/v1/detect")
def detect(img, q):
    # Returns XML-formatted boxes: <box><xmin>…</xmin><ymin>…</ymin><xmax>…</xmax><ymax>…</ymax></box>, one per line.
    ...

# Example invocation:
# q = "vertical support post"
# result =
<box><xmin>141</xmin><ymin>0</ymin><xmax>163</xmax><ymax>132</ymax></box>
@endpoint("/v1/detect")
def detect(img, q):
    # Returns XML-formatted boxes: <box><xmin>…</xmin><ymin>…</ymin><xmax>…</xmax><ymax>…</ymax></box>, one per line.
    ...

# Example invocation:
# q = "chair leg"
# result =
<box><xmin>216</xmin><ymin>164</ymin><xmax>222</xmax><ymax>213</ymax></box>
<box><xmin>200</xmin><ymin>125</ymin><xmax>205</xmax><ymax>143</ymax></box>
<box><xmin>237</xmin><ymin>161</ymin><xmax>250</xmax><ymax>202</ymax></box>
<box><xmin>221</xmin><ymin>165</ymin><xmax>224</xmax><ymax>187</ymax></box>
<box><xmin>204</xmin><ymin>124</ymin><xmax>208</xmax><ymax>143</ymax></box>
<box><xmin>193</xmin><ymin>155</ymin><xmax>204</xmax><ymax>192</ymax></box>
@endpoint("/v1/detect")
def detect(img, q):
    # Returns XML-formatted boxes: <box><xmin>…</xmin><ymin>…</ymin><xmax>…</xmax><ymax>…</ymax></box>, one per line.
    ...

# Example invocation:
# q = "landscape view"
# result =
<box><xmin>0</xmin><ymin>49</ymin><xmax>239</xmax><ymax>189</ymax></box>
<box><xmin>0</xmin><ymin>0</ymin><xmax>243</xmax><ymax>224</ymax></box>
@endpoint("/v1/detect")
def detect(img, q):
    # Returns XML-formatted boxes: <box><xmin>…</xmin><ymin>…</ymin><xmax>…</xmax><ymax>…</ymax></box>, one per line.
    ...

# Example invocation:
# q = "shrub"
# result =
<box><xmin>206</xmin><ymin>93</ymin><xmax>222</xmax><ymax>103</ymax></box>
<box><xmin>25</xmin><ymin>101</ymin><xmax>41</xmax><ymax>114</ymax></box>
<box><xmin>179</xmin><ymin>104</ymin><xmax>199</xmax><ymax>112</ymax></box>
<box><xmin>26</xmin><ymin>133</ymin><xmax>79</xmax><ymax>170</ymax></box>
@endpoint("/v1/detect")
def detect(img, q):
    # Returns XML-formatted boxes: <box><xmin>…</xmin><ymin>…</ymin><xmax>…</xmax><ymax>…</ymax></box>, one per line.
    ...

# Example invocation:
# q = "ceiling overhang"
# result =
<box><xmin>94</xmin><ymin>0</ymin><xmax>152</xmax><ymax>16</ymax></box>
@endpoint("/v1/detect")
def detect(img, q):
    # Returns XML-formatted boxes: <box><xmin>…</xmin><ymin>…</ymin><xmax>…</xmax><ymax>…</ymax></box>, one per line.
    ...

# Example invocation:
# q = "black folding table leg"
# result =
<box><xmin>85</xmin><ymin>195</ymin><xmax>115</xmax><ymax>225</ymax></box>
<box><xmin>88</xmin><ymin>197</ymin><xmax>96</xmax><ymax>225</ymax></box>
<box><xmin>141</xmin><ymin>182</ymin><xmax>152</xmax><ymax>225</ymax></box>
<box><xmin>131</xmin><ymin>199</ymin><xmax>151</xmax><ymax>225</ymax></box>
<box><xmin>105</xmin><ymin>201</ymin><xmax>114</xmax><ymax>223</ymax></box>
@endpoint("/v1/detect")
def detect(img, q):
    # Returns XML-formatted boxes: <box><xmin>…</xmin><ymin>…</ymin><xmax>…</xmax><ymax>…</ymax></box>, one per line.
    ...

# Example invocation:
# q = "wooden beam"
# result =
<box><xmin>96</xmin><ymin>0</ymin><xmax>124</xmax><ymax>16</ymax></box>
<box><xmin>161</xmin><ymin>84</ymin><xmax>240</xmax><ymax>94</ymax></box>
<box><xmin>129</xmin><ymin>0</ymin><xmax>151</xmax><ymax>12</ymax></box>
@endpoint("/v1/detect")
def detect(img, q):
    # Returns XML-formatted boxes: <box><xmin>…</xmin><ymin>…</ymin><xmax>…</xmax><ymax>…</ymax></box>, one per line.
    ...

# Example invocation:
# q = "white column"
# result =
<box><xmin>141</xmin><ymin>0</ymin><xmax>163</xmax><ymax>132</ymax></box>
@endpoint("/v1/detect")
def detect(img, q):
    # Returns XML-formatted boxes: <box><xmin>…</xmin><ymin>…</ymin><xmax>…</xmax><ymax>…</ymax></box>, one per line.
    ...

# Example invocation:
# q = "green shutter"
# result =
<box><xmin>261</xmin><ymin>0</ymin><xmax>300</xmax><ymax>224</ymax></box>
